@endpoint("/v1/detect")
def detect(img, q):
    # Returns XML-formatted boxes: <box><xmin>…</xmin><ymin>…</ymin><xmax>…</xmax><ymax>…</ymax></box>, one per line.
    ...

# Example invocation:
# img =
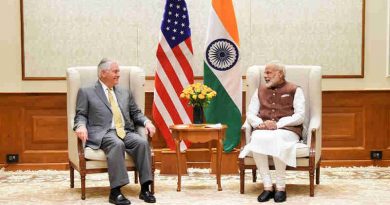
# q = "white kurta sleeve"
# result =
<box><xmin>246</xmin><ymin>89</ymin><xmax>264</xmax><ymax>128</ymax></box>
<box><xmin>276</xmin><ymin>87</ymin><xmax>305</xmax><ymax>128</ymax></box>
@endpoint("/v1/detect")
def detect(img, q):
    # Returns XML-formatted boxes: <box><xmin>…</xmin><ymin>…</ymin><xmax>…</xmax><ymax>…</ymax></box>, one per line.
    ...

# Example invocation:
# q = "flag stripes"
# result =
<box><xmin>153</xmin><ymin>0</ymin><xmax>194</xmax><ymax>150</ymax></box>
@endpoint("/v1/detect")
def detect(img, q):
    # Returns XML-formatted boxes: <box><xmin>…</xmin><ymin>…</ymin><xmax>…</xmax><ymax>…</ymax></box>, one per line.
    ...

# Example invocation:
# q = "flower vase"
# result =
<box><xmin>193</xmin><ymin>105</ymin><xmax>204</xmax><ymax>124</ymax></box>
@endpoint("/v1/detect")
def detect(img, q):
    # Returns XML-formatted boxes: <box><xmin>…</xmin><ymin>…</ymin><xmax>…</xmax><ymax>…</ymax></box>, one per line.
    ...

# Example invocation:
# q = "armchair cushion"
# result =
<box><xmin>296</xmin><ymin>143</ymin><xmax>309</xmax><ymax>158</ymax></box>
<box><xmin>84</xmin><ymin>147</ymin><xmax>133</xmax><ymax>161</ymax></box>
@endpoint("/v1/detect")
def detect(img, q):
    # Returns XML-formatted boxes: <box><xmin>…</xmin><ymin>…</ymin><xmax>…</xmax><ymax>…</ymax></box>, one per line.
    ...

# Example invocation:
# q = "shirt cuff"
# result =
<box><xmin>75</xmin><ymin>124</ymin><xmax>86</xmax><ymax>130</ymax></box>
<box><xmin>144</xmin><ymin>120</ymin><xmax>151</xmax><ymax>126</ymax></box>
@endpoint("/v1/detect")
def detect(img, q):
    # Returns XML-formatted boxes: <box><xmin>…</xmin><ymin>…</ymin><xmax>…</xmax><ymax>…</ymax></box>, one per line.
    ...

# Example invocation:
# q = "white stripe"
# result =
<box><xmin>153</xmin><ymin>89</ymin><xmax>174</xmax><ymax>127</ymax></box>
<box><xmin>159</xmin><ymin>34</ymin><xmax>189</xmax><ymax>88</ymax></box>
<box><xmin>178</xmin><ymin>42</ymin><xmax>194</xmax><ymax>69</ymax></box>
<box><xmin>180</xmin><ymin>142</ymin><xmax>187</xmax><ymax>152</ymax></box>
<box><xmin>154</xmin><ymin>88</ymin><xmax>188</xmax><ymax>152</ymax></box>
<box><xmin>156</xmin><ymin>62</ymin><xmax>191</xmax><ymax>124</ymax></box>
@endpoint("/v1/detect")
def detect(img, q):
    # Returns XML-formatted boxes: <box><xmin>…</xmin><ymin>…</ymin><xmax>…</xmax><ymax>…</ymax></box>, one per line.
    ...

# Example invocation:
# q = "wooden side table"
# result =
<box><xmin>169</xmin><ymin>124</ymin><xmax>227</xmax><ymax>191</ymax></box>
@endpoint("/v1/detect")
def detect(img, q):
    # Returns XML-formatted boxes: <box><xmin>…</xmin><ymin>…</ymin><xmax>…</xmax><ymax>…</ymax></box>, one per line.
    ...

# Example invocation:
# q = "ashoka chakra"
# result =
<box><xmin>206</xmin><ymin>38</ymin><xmax>239</xmax><ymax>71</ymax></box>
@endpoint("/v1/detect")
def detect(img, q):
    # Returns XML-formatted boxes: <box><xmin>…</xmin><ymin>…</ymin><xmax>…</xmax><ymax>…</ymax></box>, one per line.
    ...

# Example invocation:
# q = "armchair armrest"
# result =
<box><xmin>309</xmin><ymin>128</ymin><xmax>317</xmax><ymax>168</ymax></box>
<box><xmin>307</xmin><ymin>117</ymin><xmax>321</xmax><ymax>165</ymax></box>
<box><xmin>240</xmin><ymin>127</ymin><xmax>246</xmax><ymax>149</ymax></box>
<box><xmin>240</xmin><ymin>120</ymin><xmax>252</xmax><ymax>149</ymax></box>
<box><xmin>77</xmin><ymin>137</ymin><xmax>87</xmax><ymax>170</ymax></box>
<box><xmin>307</xmin><ymin>117</ymin><xmax>321</xmax><ymax>146</ymax></box>
<box><xmin>68</xmin><ymin>129</ymin><xmax>81</xmax><ymax>170</ymax></box>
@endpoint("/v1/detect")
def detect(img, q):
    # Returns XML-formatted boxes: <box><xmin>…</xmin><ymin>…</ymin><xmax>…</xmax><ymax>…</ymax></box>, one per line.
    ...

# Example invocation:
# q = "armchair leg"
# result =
<box><xmin>151</xmin><ymin>156</ymin><xmax>155</xmax><ymax>194</ymax></box>
<box><xmin>134</xmin><ymin>171</ymin><xmax>139</xmax><ymax>184</ymax></box>
<box><xmin>69</xmin><ymin>162</ymin><xmax>74</xmax><ymax>188</ymax></box>
<box><xmin>316</xmin><ymin>164</ymin><xmax>320</xmax><ymax>185</ymax></box>
<box><xmin>252</xmin><ymin>168</ymin><xmax>257</xmax><ymax>182</ymax></box>
<box><xmin>81</xmin><ymin>172</ymin><xmax>86</xmax><ymax>200</ymax></box>
<box><xmin>239</xmin><ymin>159</ymin><xmax>245</xmax><ymax>194</ymax></box>
<box><xmin>309</xmin><ymin>169</ymin><xmax>314</xmax><ymax>197</ymax></box>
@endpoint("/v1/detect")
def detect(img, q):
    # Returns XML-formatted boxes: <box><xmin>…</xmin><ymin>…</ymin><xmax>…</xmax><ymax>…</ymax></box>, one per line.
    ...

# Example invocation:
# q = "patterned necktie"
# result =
<box><xmin>107</xmin><ymin>88</ymin><xmax>126</xmax><ymax>139</ymax></box>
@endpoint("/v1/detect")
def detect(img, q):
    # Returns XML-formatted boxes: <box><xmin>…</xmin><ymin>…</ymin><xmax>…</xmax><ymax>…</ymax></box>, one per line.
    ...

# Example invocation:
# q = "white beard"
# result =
<box><xmin>265</xmin><ymin>80</ymin><xmax>275</xmax><ymax>88</ymax></box>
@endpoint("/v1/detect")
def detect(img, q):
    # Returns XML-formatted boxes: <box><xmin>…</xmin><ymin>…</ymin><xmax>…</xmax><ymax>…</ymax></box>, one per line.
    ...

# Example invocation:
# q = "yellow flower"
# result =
<box><xmin>180</xmin><ymin>83</ymin><xmax>217</xmax><ymax>107</ymax></box>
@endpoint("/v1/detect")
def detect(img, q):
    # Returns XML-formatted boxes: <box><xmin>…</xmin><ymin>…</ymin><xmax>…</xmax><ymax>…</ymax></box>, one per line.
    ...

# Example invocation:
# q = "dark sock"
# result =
<box><xmin>111</xmin><ymin>186</ymin><xmax>121</xmax><ymax>196</ymax></box>
<box><xmin>141</xmin><ymin>181</ymin><xmax>152</xmax><ymax>193</ymax></box>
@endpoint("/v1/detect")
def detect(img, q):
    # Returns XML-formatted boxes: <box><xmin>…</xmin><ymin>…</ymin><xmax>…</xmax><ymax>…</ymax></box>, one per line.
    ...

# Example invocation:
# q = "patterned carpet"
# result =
<box><xmin>1</xmin><ymin>167</ymin><xmax>390</xmax><ymax>205</ymax></box>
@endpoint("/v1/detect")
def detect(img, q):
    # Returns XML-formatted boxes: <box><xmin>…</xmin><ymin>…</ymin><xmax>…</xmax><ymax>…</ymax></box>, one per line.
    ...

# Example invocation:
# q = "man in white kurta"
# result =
<box><xmin>239</xmin><ymin>61</ymin><xmax>305</xmax><ymax>203</ymax></box>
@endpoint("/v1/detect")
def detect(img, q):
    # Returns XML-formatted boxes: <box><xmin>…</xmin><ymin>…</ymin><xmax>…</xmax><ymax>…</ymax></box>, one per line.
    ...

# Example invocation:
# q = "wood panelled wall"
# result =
<box><xmin>1</xmin><ymin>91</ymin><xmax>389</xmax><ymax>170</ymax></box>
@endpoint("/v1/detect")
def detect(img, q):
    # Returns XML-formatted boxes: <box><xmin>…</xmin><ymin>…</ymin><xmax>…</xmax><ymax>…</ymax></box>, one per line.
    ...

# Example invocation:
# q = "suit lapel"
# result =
<box><xmin>95</xmin><ymin>81</ymin><xmax>112</xmax><ymax>112</ymax></box>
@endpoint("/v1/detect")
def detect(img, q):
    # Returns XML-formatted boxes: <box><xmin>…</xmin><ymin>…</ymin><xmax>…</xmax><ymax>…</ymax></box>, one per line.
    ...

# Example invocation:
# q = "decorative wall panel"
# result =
<box><xmin>2</xmin><ymin>90</ymin><xmax>390</xmax><ymax>170</ymax></box>
<box><xmin>21</xmin><ymin>0</ymin><xmax>364</xmax><ymax>79</ymax></box>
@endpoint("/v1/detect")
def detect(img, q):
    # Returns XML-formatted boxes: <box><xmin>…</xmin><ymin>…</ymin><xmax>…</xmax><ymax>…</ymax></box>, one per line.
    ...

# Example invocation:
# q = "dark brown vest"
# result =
<box><xmin>258</xmin><ymin>81</ymin><xmax>303</xmax><ymax>138</ymax></box>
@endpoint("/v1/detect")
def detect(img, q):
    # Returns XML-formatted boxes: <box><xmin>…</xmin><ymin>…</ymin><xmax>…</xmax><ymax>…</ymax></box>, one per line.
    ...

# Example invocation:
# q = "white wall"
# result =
<box><xmin>0</xmin><ymin>0</ymin><xmax>389</xmax><ymax>92</ymax></box>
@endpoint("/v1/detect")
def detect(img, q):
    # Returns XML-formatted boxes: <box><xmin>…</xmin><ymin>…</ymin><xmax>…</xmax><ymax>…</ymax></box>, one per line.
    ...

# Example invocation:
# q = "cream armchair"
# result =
<box><xmin>67</xmin><ymin>66</ymin><xmax>154</xmax><ymax>200</ymax></box>
<box><xmin>239</xmin><ymin>65</ymin><xmax>322</xmax><ymax>196</ymax></box>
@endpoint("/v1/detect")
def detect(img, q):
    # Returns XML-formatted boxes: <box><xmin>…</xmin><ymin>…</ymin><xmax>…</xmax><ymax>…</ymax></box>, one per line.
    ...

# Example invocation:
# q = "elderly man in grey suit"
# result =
<box><xmin>74</xmin><ymin>58</ymin><xmax>156</xmax><ymax>204</ymax></box>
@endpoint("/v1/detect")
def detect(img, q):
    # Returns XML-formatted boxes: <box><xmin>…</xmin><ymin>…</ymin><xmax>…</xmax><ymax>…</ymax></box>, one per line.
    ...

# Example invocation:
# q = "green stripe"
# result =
<box><xmin>203</xmin><ymin>62</ymin><xmax>241</xmax><ymax>152</ymax></box>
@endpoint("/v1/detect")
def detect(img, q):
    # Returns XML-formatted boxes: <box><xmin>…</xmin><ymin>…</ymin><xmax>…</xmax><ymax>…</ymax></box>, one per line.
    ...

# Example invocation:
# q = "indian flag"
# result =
<box><xmin>204</xmin><ymin>0</ymin><xmax>241</xmax><ymax>152</ymax></box>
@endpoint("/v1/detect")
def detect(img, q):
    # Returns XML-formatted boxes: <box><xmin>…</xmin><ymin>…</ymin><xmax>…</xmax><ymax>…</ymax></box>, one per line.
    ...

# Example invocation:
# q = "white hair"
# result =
<box><xmin>266</xmin><ymin>60</ymin><xmax>286</xmax><ymax>77</ymax></box>
<box><xmin>97</xmin><ymin>58</ymin><xmax>114</xmax><ymax>78</ymax></box>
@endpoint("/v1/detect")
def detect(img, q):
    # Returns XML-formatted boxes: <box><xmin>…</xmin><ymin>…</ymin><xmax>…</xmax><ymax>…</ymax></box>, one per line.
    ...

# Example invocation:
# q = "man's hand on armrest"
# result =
<box><xmin>75</xmin><ymin>125</ymin><xmax>88</xmax><ymax>143</ymax></box>
<box><xmin>144</xmin><ymin>121</ymin><xmax>156</xmax><ymax>137</ymax></box>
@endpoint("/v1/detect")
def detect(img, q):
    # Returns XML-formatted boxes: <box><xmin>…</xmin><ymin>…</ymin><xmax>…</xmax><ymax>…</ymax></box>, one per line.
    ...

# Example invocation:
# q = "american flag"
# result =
<box><xmin>152</xmin><ymin>0</ymin><xmax>194</xmax><ymax>150</ymax></box>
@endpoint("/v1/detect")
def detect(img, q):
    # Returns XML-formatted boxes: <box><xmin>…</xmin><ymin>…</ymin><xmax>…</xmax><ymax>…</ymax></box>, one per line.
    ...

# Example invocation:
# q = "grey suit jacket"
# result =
<box><xmin>73</xmin><ymin>81</ymin><xmax>148</xmax><ymax>149</ymax></box>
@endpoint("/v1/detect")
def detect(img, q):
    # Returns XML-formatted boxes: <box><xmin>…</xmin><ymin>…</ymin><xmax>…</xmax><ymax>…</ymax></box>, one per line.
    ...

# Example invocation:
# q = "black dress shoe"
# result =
<box><xmin>274</xmin><ymin>190</ymin><xmax>287</xmax><ymax>203</ymax></box>
<box><xmin>257</xmin><ymin>190</ymin><xmax>274</xmax><ymax>202</ymax></box>
<box><xmin>109</xmin><ymin>193</ymin><xmax>131</xmax><ymax>205</ymax></box>
<box><xmin>139</xmin><ymin>190</ymin><xmax>156</xmax><ymax>203</ymax></box>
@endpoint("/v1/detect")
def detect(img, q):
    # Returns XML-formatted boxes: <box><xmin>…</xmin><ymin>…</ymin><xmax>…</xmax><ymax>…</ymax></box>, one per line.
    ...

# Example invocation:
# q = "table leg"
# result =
<box><xmin>217</xmin><ymin>137</ymin><xmax>223</xmax><ymax>191</ymax></box>
<box><xmin>174</xmin><ymin>135</ymin><xmax>182</xmax><ymax>192</ymax></box>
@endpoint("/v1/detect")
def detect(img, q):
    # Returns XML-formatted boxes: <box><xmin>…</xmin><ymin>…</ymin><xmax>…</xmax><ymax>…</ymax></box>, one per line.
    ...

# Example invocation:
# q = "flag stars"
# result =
<box><xmin>161</xmin><ymin>1</ymin><xmax>190</xmax><ymax>45</ymax></box>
